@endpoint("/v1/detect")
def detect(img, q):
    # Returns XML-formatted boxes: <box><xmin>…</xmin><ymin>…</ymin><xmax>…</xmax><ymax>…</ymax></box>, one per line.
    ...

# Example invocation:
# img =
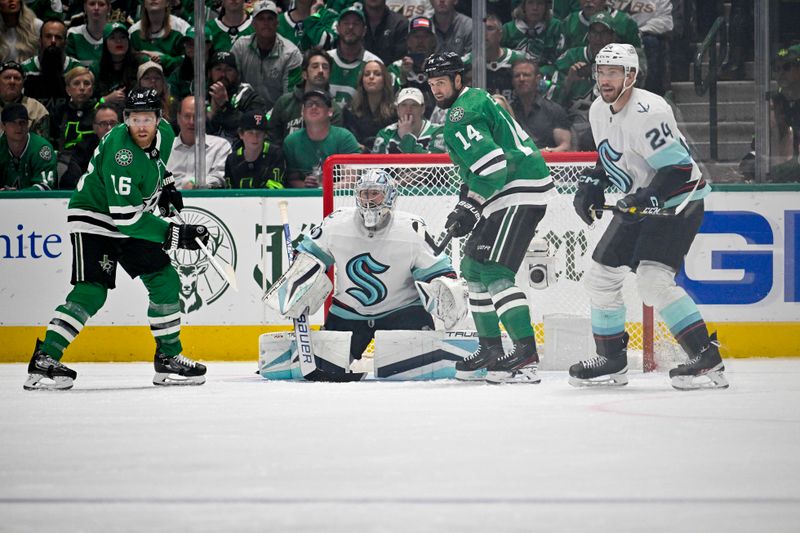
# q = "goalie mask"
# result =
<box><xmin>355</xmin><ymin>169</ymin><xmax>398</xmax><ymax>229</ymax></box>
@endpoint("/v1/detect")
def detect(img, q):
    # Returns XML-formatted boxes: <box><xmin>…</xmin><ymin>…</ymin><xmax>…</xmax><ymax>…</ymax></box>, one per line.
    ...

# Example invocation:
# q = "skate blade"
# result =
<box><xmin>568</xmin><ymin>372</ymin><xmax>628</xmax><ymax>388</ymax></box>
<box><xmin>455</xmin><ymin>368</ymin><xmax>488</xmax><ymax>381</ymax></box>
<box><xmin>671</xmin><ymin>369</ymin><xmax>729</xmax><ymax>391</ymax></box>
<box><xmin>486</xmin><ymin>366</ymin><xmax>541</xmax><ymax>384</ymax></box>
<box><xmin>23</xmin><ymin>374</ymin><xmax>74</xmax><ymax>391</ymax></box>
<box><xmin>153</xmin><ymin>373</ymin><xmax>206</xmax><ymax>386</ymax></box>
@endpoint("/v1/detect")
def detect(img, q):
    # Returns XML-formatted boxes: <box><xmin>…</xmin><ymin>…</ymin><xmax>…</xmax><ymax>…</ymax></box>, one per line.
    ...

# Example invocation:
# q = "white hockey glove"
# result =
<box><xmin>415</xmin><ymin>276</ymin><xmax>469</xmax><ymax>329</ymax></box>
<box><xmin>263</xmin><ymin>253</ymin><xmax>333</xmax><ymax>318</ymax></box>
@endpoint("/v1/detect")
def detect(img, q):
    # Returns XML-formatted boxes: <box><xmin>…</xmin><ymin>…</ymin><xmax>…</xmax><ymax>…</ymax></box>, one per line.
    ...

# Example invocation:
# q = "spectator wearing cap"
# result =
<box><xmin>206</xmin><ymin>0</ymin><xmax>254</xmax><ymax>55</ymax></box>
<box><xmin>463</xmin><ymin>14</ymin><xmax>528</xmax><ymax>103</ymax></box>
<box><xmin>128</xmin><ymin>0</ymin><xmax>191</xmax><ymax>75</ymax></box>
<box><xmin>511</xmin><ymin>58</ymin><xmax>571</xmax><ymax>152</ymax></box>
<box><xmin>431</xmin><ymin>0</ymin><xmax>472</xmax><ymax>57</ymax></box>
<box><xmin>168</xmin><ymin>26</ymin><xmax>213</xmax><ymax>101</ymax></box>
<box><xmin>137</xmin><ymin>61</ymin><xmax>177</xmax><ymax>123</ymax></box>
<box><xmin>372</xmin><ymin>87</ymin><xmax>445</xmax><ymax>155</ymax></box>
<box><xmin>267</xmin><ymin>47</ymin><xmax>344</xmax><ymax>147</ymax></box>
<box><xmin>283</xmin><ymin>90</ymin><xmax>360</xmax><ymax>188</ymax></box>
<box><xmin>66</xmin><ymin>0</ymin><xmax>111</xmax><ymax>69</ymax></box>
<box><xmin>205</xmin><ymin>51</ymin><xmax>266</xmax><ymax>144</ymax></box>
<box><xmin>231</xmin><ymin>0</ymin><xmax>303</xmax><ymax>111</ymax></box>
<box><xmin>0</xmin><ymin>61</ymin><xmax>49</xmax><ymax>138</ymax></box>
<box><xmin>166</xmin><ymin>95</ymin><xmax>232</xmax><ymax>189</ymax></box>
<box><xmin>363</xmin><ymin>0</ymin><xmax>409</xmax><ymax>65</ymax></box>
<box><xmin>0</xmin><ymin>0</ymin><xmax>42</xmax><ymax>64</ymax></box>
<box><xmin>561</xmin><ymin>0</ymin><xmax>641</xmax><ymax>51</ymax></box>
<box><xmin>225</xmin><ymin>111</ymin><xmax>285</xmax><ymax>189</ymax></box>
<box><xmin>59</xmin><ymin>103</ymin><xmax>120</xmax><ymax>189</ymax></box>
<box><xmin>50</xmin><ymin>66</ymin><xmax>98</xmax><ymax>151</ymax></box>
<box><xmin>390</xmin><ymin>16</ymin><xmax>438</xmax><ymax>116</ymax></box>
<box><xmin>344</xmin><ymin>59</ymin><xmax>396</xmax><ymax>152</ymax></box>
<box><xmin>95</xmin><ymin>21</ymin><xmax>139</xmax><ymax>109</ymax></box>
<box><xmin>21</xmin><ymin>19</ymin><xmax>82</xmax><ymax>117</ymax></box>
<box><xmin>500</xmin><ymin>0</ymin><xmax>564</xmax><ymax>78</ymax></box>
<box><xmin>548</xmin><ymin>11</ymin><xmax>628</xmax><ymax>150</ymax></box>
<box><xmin>327</xmin><ymin>6</ymin><xmax>383</xmax><ymax>106</ymax></box>
<box><xmin>0</xmin><ymin>103</ymin><xmax>57</xmax><ymax>190</ymax></box>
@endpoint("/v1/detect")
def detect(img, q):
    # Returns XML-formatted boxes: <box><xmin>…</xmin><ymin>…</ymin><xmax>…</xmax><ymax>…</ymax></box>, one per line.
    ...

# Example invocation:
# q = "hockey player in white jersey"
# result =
<box><xmin>569</xmin><ymin>43</ymin><xmax>728</xmax><ymax>390</ymax></box>
<box><xmin>269</xmin><ymin>169</ymin><xmax>465</xmax><ymax>364</ymax></box>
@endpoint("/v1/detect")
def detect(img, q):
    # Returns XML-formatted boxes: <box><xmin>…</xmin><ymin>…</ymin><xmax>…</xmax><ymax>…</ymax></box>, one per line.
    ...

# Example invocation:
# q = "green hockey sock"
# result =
<box><xmin>42</xmin><ymin>282</ymin><xmax>107</xmax><ymax>360</ymax></box>
<box><xmin>141</xmin><ymin>265</ymin><xmax>183</xmax><ymax>356</ymax></box>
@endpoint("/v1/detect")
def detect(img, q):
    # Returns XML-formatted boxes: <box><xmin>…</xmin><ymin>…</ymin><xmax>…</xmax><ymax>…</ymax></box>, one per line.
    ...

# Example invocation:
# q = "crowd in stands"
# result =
<box><xmin>0</xmin><ymin>0</ymin><xmax>775</xmax><ymax>191</ymax></box>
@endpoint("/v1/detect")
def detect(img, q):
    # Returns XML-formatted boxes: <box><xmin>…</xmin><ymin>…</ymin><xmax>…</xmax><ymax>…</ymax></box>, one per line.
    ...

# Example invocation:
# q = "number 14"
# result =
<box><xmin>454</xmin><ymin>125</ymin><xmax>484</xmax><ymax>150</ymax></box>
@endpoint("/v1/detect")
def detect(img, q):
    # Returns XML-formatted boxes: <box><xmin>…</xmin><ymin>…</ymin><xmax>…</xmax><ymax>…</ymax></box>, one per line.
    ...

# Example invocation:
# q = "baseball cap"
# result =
<box><xmin>103</xmin><ymin>21</ymin><xmax>128</xmax><ymax>40</ymax></box>
<box><xmin>589</xmin><ymin>12</ymin><xmax>619</xmax><ymax>35</ymax></box>
<box><xmin>1</xmin><ymin>103</ymin><xmax>29</xmax><ymax>123</ymax></box>
<box><xmin>208</xmin><ymin>51</ymin><xmax>238</xmax><ymax>71</ymax></box>
<box><xmin>252</xmin><ymin>0</ymin><xmax>279</xmax><ymax>18</ymax></box>
<box><xmin>240</xmin><ymin>112</ymin><xmax>268</xmax><ymax>131</ymax></box>
<box><xmin>137</xmin><ymin>61</ymin><xmax>163</xmax><ymax>83</ymax></box>
<box><xmin>409</xmin><ymin>16</ymin><xmax>434</xmax><ymax>34</ymax></box>
<box><xmin>302</xmin><ymin>89</ymin><xmax>332</xmax><ymax>107</ymax></box>
<box><xmin>338</xmin><ymin>5</ymin><xmax>366</xmax><ymax>24</ymax></box>
<box><xmin>0</xmin><ymin>61</ymin><xmax>24</xmax><ymax>78</ymax></box>
<box><xmin>396</xmin><ymin>87</ymin><xmax>424</xmax><ymax>105</ymax></box>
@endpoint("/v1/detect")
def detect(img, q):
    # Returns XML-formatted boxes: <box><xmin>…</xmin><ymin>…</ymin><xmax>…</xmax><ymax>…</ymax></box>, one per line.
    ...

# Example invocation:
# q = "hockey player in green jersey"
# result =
<box><xmin>0</xmin><ymin>104</ymin><xmax>57</xmax><ymax>190</ymax></box>
<box><xmin>424</xmin><ymin>52</ymin><xmax>556</xmax><ymax>384</ymax></box>
<box><xmin>24</xmin><ymin>89</ymin><xmax>210</xmax><ymax>390</ymax></box>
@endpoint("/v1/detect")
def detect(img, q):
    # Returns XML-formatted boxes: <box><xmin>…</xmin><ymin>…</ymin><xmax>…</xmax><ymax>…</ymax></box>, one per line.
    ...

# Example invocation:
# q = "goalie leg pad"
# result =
<box><xmin>264</xmin><ymin>253</ymin><xmax>332</xmax><ymax>318</ymax></box>
<box><xmin>373</xmin><ymin>330</ymin><xmax>470</xmax><ymax>380</ymax></box>
<box><xmin>258</xmin><ymin>330</ymin><xmax>352</xmax><ymax>380</ymax></box>
<box><xmin>415</xmin><ymin>277</ymin><xmax>469</xmax><ymax>329</ymax></box>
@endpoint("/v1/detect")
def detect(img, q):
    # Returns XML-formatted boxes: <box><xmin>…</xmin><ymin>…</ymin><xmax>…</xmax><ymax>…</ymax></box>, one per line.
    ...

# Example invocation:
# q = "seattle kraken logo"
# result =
<box><xmin>345</xmin><ymin>253</ymin><xmax>389</xmax><ymax>306</ymax></box>
<box><xmin>597</xmin><ymin>140</ymin><xmax>633</xmax><ymax>192</ymax></box>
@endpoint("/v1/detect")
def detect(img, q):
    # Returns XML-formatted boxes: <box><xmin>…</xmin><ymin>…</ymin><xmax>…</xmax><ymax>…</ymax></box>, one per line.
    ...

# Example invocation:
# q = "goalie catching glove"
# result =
<box><xmin>415</xmin><ymin>276</ymin><xmax>469</xmax><ymax>329</ymax></box>
<box><xmin>263</xmin><ymin>252</ymin><xmax>333</xmax><ymax>318</ymax></box>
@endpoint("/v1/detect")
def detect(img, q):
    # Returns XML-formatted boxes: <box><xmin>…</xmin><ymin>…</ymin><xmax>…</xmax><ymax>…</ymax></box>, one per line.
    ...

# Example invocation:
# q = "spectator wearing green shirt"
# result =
<box><xmin>463</xmin><ymin>14</ymin><xmax>528</xmax><ymax>103</ymax></box>
<box><xmin>500</xmin><ymin>0</ymin><xmax>565</xmax><ymax>78</ymax></box>
<box><xmin>283</xmin><ymin>90</ymin><xmax>360</xmax><ymax>189</ymax></box>
<box><xmin>128</xmin><ymin>0</ymin><xmax>190</xmax><ymax>75</ymax></box>
<box><xmin>0</xmin><ymin>104</ymin><xmax>57</xmax><ymax>191</ymax></box>
<box><xmin>205</xmin><ymin>0</ymin><xmax>254</xmax><ymax>54</ymax></box>
<box><xmin>561</xmin><ymin>0</ymin><xmax>641</xmax><ymax>50</ymax></box>
<box><xmin>372</xmin><ymin>87</ymin><xmax>445</xmax><ymax>155</ymax></box>
<box><xmin>66</xmin><ymin>0</ymin><xmax>111</xmax><ymax>68</ymax></box>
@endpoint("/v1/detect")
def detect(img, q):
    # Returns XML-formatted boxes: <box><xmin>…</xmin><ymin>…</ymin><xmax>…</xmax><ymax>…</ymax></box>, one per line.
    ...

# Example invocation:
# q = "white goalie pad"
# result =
<box><xmin>415</xmin><ymin>276</ymin><xmax>469</xmax><ymax>329</ymax></box>
<box><xmin>373</xmin><ymin>330</ymin><xmax>511</xmax><ymax>380</ymax></box>
<box><xmin>263</xmin><ymin>253</ymin><xmax>332</xmax><ymax>318</ymax></box>
<box><xmin>258</xmin><ymin>330</ymin><xmax>351</xmax><ymax>380</ymax></box>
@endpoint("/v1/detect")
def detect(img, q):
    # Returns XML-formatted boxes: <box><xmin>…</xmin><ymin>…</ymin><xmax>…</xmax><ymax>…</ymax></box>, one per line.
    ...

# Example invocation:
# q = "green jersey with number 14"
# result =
<box><xmin>443</xmin><ymin>87</ymin><xmax>556</xmax><ymax>216</ymax></box>
<box><xmin>68</xmin><ymin>119</ymin><xmax>175</xmax><ymax>242</ymax></box>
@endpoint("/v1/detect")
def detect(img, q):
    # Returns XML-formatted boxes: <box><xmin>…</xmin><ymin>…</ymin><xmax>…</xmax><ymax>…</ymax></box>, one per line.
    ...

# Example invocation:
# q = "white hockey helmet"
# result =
<box><xmin>355</xmin><ymin>169</ymin><xmax>398</xmax><ymax>229</ymax></box>
<box><xmin>593</xmin><ymin>43</ymin><xmax>639</xmax><ymax>76</ymax></box>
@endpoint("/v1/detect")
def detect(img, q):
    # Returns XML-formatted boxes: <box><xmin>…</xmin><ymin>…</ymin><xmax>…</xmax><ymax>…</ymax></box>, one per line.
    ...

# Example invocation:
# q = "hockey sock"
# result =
<box><xmin>462</xmin><ymin>257</ymin><xmax>502</xmax><ymax>338</ymax></box>
<box><xmin>141</xmin><ymin>265</ymin><xmax>183</xmax><ymax>357</ymax></box>
<box><xmin>659</xmin><ymin>294</ymin><xmax>710</xmax><ymax>355</ymax></box>
<box><xmin>42</xmin><ymin>282</ymin><xmax>108</xmax><ymax>360</ymax></box>
<box><xmin>591</xmin><ymin>306</ymin><xmax>628</xmax><ymax>357</ymax></box>
<box><xmin>482</xmin><ymin>262</ymin><xmax>534</xmax><ymax>342</ymax></box>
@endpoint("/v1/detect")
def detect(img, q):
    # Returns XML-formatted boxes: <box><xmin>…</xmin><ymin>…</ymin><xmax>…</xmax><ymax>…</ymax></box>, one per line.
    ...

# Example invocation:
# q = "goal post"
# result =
<box><xmin>322</xmin><ymin>152</ymin><xmax>678</xmax><ymax>372</ymax></box>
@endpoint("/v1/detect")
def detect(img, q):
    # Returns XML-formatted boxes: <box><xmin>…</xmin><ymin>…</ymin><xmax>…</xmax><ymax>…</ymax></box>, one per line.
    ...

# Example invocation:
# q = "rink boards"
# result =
<box><xmin>0</xmin><ymin>186</ymin><xmax>798</xmax><ymax>361</ymax></box>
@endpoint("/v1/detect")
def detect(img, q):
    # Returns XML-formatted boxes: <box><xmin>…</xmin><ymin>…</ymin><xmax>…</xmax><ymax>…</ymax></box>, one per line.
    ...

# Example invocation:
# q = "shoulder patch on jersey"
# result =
<box><xmin>449</xmin><ymin>107</ymin><xmax>465</xmax><ymax>122</ymax></box>
<box><xmin>310</xmin><ymin>226</ymin><xmax>322</xmax><ymax>240</ymax></box>
<box><xmin>38</xmin><ymin>145</ymin><xmax>52</xmax><ymax>161</ymax></box>
<box><xmin>115</xmin><ymin>148</ymin><xmax>134</xmax><ymax>166</ymax></box>
<box><xmin>636</xmin><ymin>102</ymin><xmax>650</xmax><ymax>113</ymax></box>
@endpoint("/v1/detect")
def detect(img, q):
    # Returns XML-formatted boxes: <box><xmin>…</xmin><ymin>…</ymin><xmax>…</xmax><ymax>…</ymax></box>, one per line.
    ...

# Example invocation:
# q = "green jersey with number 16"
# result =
<box><xmin>68</xmin><ymin>119</ymin><xmax>175</xmax><ymax>242</ymax></box>
<box><xmin>443</xmin><ymin>87</ymin><xmax>556</xmax><ymax>216</ymax></box>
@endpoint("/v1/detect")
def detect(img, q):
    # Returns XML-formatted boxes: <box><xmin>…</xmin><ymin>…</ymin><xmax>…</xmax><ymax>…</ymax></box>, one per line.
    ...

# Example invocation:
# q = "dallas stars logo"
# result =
<box><xmin>115</xmin><ymin>149</ymin><xmax>133</xmax><ymax>166</ymax></box>
<box><xmin>449</xmin><ymin>107</ymin><xmax>465</xmax><ymax>122</ymax></box>
<box><xmin>38</xmin><ymin>146</ymin><xmax>52</xmax><ymax>161</ymax></box>
<box><xmin>98</xmin><ymin>254</ymin><xmax>114</xmax><ymax>273</ymax></box>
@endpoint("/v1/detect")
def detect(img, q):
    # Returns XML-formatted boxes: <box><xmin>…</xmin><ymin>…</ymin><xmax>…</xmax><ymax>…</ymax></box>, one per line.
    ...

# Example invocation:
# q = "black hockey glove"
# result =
<box><xmin>157</xmin><ymin>172</ymin><xmax>184</xmax><ymax>217</ymax></box>
<box><xmin>573</xmin><ymin>175</ymin><xmax>605</xmax><ymax>225</ymax></box>
<box><xmin>446</xmin><ymin>186</ymin><xmax>483</xmax><ymax>238</ymax></box>
<box><xmin>163</xmin><ymin>223</ymin><xmax>209</xmax><ymax>252</ymax></box>
<box><xmin>616</xmin><ymin>187</ymin><xmax>663</xmax><ymax>214</ymax></box>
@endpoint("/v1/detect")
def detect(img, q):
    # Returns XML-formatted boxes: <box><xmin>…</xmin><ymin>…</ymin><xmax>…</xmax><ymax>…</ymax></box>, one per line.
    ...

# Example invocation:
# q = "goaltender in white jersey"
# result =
<box><xmin>268</xmin><ymin>169</ymin><xmax>466</xmax><ymax>363</ymax></box>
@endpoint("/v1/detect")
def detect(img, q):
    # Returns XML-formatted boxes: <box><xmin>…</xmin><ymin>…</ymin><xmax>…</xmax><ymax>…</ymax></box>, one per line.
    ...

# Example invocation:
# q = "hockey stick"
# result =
<box><xmin>432</xmin><ymin>226</ymin><xmax>456</xmax><ymax>256</ymax></box>
<box><xmin>173</xmin><ymin>210</ymin><xmax>239</xmax><ymax>292</ymax></box>
<box><xmin>595</xmin><ymin>176</ymin><xmax>704</xmax><ymax>219</ymax></box>
<box><xmin>278</xmin><ymin>200</ymin><xmax>318</xmax><ymax>379</ymax></box>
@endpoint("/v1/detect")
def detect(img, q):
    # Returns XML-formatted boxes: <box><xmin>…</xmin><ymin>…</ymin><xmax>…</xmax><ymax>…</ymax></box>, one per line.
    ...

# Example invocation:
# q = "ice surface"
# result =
<box><xmin>2</xmin><ymin>359</ymin><xmax>799</xmax><ymax>532</ymax></box>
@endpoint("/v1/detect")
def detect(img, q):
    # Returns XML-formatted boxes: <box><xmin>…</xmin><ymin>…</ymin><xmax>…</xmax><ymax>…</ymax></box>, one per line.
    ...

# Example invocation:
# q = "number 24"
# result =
<box><xmin>645</xmin><ymin>121</ymin><xmax>673</xmax><ymax>150</ymax></box>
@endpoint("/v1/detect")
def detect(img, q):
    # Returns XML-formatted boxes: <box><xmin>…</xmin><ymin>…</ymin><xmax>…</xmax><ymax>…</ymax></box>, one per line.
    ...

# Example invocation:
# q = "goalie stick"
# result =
<box><xmin>277</xmin><ymin>201</ymin><xmax>365</xmax><ymax>382</ymax></box>
<box><xmin>432</xmin><ymin>226</ymin><xmax>456</xmax><ymax>256</ymax></box>
<box><xmin>173</xmin><ymin>210</ymin><xmax>239</xmax><ymax>291</ymax></box>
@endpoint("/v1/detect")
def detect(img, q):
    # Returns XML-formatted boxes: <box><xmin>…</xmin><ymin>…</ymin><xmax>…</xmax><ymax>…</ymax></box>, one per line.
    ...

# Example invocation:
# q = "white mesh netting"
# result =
<box><xmin>323</xmin><ymin>153</ymin><xmax>681</xmax><ymax>370</ymax></box>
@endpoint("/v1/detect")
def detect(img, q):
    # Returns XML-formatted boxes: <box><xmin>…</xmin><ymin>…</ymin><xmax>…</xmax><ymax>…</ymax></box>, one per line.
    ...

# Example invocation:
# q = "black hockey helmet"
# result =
<box><xmin>124</xmin><ymin>88</ymin><xmax>162</xmax><ymax>117</ymax></box>
<box><xmin>423</xmin><ymin>52</ymin><xmax>465</xmax><ymax>79</ymax></box>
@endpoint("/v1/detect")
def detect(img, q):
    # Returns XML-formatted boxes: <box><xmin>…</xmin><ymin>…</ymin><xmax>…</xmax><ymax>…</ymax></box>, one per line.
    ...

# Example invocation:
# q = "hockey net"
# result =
<box><xmin>322</xmin><ymin>153</ymin><xmax>680</xmax><ymax>371</ymax></box>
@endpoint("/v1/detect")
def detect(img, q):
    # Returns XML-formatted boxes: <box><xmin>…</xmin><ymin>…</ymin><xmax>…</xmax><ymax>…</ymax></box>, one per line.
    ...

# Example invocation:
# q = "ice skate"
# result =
<box><xmin>23</xmin><ymin>339</ymin><xmax>77</xmax><ymax>391</ymax></box>
<box><xmin>669</xmin><ymin>333</ymin><xmax>729</xmax><ymax>391</ymax></box>
<box><xmin>455</xmin><ymin>337</ymin><xmax>504</xmax><ymax>381</ymax></box>
<box><xmin>153</xmin><ymin>353</ymin><xmax>207</xmax><ymax>386</ymax></box>
<box><xmin>568</xmin><ymin>354</ymin><xmax>628</xmax><ymax>387</ymax></box>
<box><xmin>485</xmin><ymin>337</ymin><xmax>540</xmax><ymax>384</ymax></box>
